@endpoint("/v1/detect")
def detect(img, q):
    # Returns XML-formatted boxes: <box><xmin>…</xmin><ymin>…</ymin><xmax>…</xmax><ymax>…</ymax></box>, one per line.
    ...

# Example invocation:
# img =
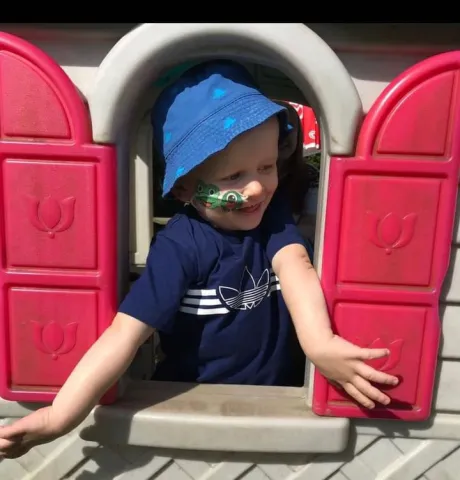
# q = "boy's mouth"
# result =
<box><xmin>238</xmin><ymin>202</ymin><xmax>262</xmax><ymax>214</ymax></box>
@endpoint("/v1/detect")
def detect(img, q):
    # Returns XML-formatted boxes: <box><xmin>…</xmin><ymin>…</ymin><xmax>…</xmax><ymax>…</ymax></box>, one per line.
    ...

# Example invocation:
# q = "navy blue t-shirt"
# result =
<box><xmin>119</xmin><ymin>190</ymin><xmax>308</xmax><ymax>386</ymax></box>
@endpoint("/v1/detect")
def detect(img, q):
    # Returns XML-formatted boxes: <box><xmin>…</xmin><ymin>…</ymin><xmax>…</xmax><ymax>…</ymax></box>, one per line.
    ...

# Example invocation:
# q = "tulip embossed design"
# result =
<box><xmin>32</xmin><ymin>321</ymin><xmax>78</xmax><ymax>360</ymax></box>
<box><xmin>27</xmin><ymin>195</ymin><xmax>76</xmax><ymax>238</ymax></box>
<box><xmin>366</xmin><ymin>211</ymin><xmax>417</xmax><ymax>255</ymax></box>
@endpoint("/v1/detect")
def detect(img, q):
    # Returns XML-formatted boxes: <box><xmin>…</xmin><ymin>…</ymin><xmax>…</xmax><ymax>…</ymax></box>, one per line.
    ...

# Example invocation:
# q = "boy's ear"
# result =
<box><xmin>171</xmin><ymin>181</ymin><xmax>195</xmax><ymax>203</ymax></box>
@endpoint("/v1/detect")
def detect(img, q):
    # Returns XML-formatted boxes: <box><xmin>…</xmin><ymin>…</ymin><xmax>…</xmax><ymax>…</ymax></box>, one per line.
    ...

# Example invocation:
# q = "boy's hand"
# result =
<box><xmin>0</xmin><ymin>407</ymin><xmax>61</xmax><ymax>459</ymax></box>
<box><xmin>310</xmin><ymin>335</ymin><xmax>399</xmax><ymax>409</ymax></box>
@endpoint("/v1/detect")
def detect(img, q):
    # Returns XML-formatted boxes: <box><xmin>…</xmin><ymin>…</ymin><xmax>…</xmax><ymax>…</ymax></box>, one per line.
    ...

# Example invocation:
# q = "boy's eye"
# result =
<box><xmin>223</xmin><ymin>172</ymin><xmax>240</xmax><ymax>181</ymax></box>
<box><xmin>260</xmin><ymin>164</ymin><xmax>275</xmax><ymax>173</ymax></box>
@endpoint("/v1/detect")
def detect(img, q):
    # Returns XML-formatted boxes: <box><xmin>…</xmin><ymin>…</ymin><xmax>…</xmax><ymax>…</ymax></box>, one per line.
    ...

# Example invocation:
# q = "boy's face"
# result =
<box><xmin>176</xmin><ymin>116</ymin><xmax>280</xmax><ymax>231</ymax></box>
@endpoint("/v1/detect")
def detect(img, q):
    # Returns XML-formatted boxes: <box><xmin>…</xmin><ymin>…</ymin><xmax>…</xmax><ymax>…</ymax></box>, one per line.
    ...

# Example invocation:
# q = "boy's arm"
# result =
<box><xmin>0</xmin><ymin>225</ymin><xmax>199</xmax><ymax>458</ymax></box>
<box><xmin>272</xmin><ymin>243</ymin><xmax>399</xmax><ymax>409</ymax></box>
<box><xmin>271</xmin><ymin>244</ymin><xmax>332</xmax><ymax>352</ymax></box>
<box><xmin>0</xmin><ymin>313</ymin><xmax>153</xmax><ymax>457</ymax></box>
<box><xmin>0</xmin><ymin>313</ymin><xmax>154</xmax><ymax>458</ymax></box>
<box><xmin>51</xmin><ymin>312</ymin><xmax>153</xmax><ymax>433</ymax></box>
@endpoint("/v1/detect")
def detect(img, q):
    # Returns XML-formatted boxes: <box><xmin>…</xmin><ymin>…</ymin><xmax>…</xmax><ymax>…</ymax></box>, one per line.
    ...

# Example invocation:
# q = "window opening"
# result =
<box><xmin>130</xmin><ymin>60</ymin><xmax>322</xmax><ymax>387</ymax></box>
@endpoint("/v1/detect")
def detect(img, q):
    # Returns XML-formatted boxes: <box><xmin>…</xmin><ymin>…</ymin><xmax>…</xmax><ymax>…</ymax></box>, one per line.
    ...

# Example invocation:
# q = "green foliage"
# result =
<box><xmin>307</xmin><ymin>152</ymin><xmax>321</xmax><ymax>169</ymax></box>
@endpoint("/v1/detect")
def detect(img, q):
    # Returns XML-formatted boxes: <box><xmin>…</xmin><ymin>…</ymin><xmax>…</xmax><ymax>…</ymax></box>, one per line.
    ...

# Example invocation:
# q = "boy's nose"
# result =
<box><xmin>244</xmin><ymin>180</ymin><xmax>265</xmax><ymax>199</ymax></box>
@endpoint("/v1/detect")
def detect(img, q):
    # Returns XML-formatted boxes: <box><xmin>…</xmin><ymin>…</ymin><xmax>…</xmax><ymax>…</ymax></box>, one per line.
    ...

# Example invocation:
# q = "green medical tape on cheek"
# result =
<box><xmin>192</xmin><ymin>180</ymin><xmax>248</xmax><ymax>211</ymax></box>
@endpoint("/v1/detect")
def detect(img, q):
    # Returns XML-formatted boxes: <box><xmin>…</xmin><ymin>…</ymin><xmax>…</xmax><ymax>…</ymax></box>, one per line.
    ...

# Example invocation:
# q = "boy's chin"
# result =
<box><xmin>233</xmin><ymin>217</ymin><xmax>264</xmax><ymax>231</ymax></box>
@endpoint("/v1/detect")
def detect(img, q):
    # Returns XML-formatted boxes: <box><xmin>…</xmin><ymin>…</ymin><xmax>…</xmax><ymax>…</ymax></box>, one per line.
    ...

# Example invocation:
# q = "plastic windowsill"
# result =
<box><xmin>0</xmin><ymin>381</ymin><xmax>350</xmax><ymax>454</ymax></box>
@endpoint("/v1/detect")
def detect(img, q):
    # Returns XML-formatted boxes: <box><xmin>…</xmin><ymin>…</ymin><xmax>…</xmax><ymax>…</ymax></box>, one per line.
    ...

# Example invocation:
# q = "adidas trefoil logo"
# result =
<box><xmin>219</xmin><ymin>267</ymin><xmax>270</xmax><ymax>311</ymax></box>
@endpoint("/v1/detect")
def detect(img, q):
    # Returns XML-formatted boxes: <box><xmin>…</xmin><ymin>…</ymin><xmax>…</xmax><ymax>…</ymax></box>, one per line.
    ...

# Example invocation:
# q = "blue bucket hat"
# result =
<box><xmin>152</xmin><ymin>60</ymin><xmax>290</xmax><ymax>197</ymax></box>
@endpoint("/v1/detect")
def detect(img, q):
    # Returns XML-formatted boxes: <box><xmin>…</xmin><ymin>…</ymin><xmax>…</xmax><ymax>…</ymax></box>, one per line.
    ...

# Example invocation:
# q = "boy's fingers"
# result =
<box><xmin>343</xmin><ymin>383</ymin><xmax>375</xmax><ymax>410</ymax></box>
<box><xmin>356</xmin><ymin>347</ymin><xmax>390</xmax><ymax>361</ymax></box>
<box><xmin>352</xmin><ymin>376</ymin><xmax>391</xmax><ymax>406</ymax></box>
<box><xmin>355</xmin><ymin>363</ymin><xmax>399</xmax><ymax>386</ymax></box>
<box><xmin>0</xmin><ymin>438</ymin><xmax>19</xmax><ymax>455</ymax></box>
<box><xmin>337</xmin><ymin>340</ymin><xmax>388</xmax><ymax>360</ymax></box>
<box><xmin>0</xmin><ymin>438</ymin><xmax>14</xmax><ymax>448</ymax></box>
<box><xmin>0</xmin><ymin>423</ymin><xmax>26</xmax><ymax>440</ymax></box>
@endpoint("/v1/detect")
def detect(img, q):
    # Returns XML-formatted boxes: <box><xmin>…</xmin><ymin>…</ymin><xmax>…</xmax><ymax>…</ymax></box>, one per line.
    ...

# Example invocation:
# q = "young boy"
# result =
<box><xmin>0</xmin><ymin>60</ymin><xmax>398</xmax><ymax>459</ymax></box>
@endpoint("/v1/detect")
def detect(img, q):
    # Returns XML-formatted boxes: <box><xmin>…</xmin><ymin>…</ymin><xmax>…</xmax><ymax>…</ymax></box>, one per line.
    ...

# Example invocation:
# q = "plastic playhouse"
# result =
<box><xmin>0</xmin><ymin>22</ymin><xmax>459</xmax><ymax>480</ymax></box>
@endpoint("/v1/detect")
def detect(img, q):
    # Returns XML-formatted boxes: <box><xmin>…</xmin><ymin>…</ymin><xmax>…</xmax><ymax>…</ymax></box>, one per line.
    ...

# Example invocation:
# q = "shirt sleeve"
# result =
<box><xmin>263</xmin><ymin>187</ymin><xmax>308</xmax><ymax>262</ymax></box>
<box><xmin>118</xmin><ymin>222</ymin><xmax>198</xmax><ymax>333</ymax></box>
